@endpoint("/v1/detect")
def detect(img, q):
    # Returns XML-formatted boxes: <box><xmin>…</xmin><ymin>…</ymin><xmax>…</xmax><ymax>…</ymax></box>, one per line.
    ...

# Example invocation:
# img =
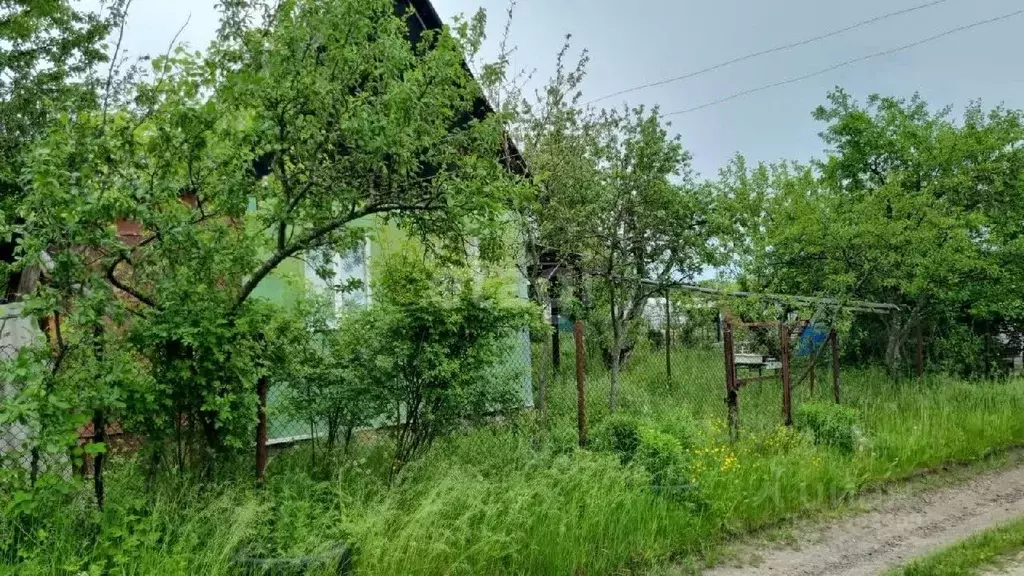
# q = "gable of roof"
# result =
<box><xmin>396</xmin><ymin>0</ymin><xmax>526</xmax><ymax>175</ymax></box>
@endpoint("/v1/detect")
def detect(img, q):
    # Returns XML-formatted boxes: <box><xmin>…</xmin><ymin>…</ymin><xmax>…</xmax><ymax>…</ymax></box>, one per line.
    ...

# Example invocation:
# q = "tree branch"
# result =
<box><xmin>106</xmin><ymin>256</ymin><xmax>156</xmax><ymax>308</ymax></box>
<box><xmin>232</xmin><ymin>202</ymin><xmax>443</xmax><ymax>314</ymax></box>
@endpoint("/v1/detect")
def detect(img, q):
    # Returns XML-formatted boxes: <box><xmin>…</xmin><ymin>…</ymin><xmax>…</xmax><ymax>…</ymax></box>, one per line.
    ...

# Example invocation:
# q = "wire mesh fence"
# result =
<box><xmin>8</xmin><ymin>281</ymin><xmax>1020</xmax><ymax>480</ymax></box>
<box><xmin>255</xmin><ymin>286</ymin><xmax>923</xmax><ymax>449</ymax></box>
<box><xmin>520</xmin><ymin>284</ymin><xmax>955</xmax><ymax>446</ymax></box>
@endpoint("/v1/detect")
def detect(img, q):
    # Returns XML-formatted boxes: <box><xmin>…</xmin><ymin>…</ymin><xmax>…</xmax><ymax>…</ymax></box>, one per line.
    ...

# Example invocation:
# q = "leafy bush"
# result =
<box><xmin>795</xmin><ymin>402</ymin><xmax>860</xmax><ymax>453</ymax></box>
<box><xmin>633</xmin><ymin>427</ymin><xmax>705</xmax><ymax>509</ymax></box>
<box><xmin>634</xmin><ymin>428</ymin><xmax>686</xmax><ymax>486</ymax></box>
<box><xmin>592</xmin><ymin>414</ymin><xmax>642</xmax><ymax>463</ymax></box>
<box><xmin>340</xmin><ymin>252</ymin><xmax>537</xmax><ymax>477</ymax></box>
<box><xmin>753</xmin><ymin>424</ymin><xmax>807</xmax><ymax>456</ymax></box>
<box><xmin>590</xmin><ymin>417</ymin><xmax>704</xmax><ymax>508</ymax></box>
<box><xmin>279</xmin><ymin>289</ymin><xmax>382</xmax><ymax>460</ymax></box>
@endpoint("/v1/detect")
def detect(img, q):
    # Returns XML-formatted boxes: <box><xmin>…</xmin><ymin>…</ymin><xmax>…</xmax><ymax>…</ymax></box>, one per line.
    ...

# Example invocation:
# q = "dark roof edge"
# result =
<box><xmin>408</xmin><ymin>0</ymin><xmax>445</xmax><ymax>31</ymax></box>
<box><xmin>405</xmin><ymin>0</ymin><xmax>528</xmax><ymax>176</ymax></box>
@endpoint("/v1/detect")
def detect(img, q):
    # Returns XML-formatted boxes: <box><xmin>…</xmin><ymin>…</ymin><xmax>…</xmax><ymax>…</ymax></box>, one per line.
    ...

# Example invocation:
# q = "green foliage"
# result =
<box><xmin>591</xmin><ymin>413</ymin><xmax>641</xmax><ymax>462</ymax></box>
<box><xmin>728</xmin><ymin>89</ymin><xmax>1024</xmax><ymax>374</ymax></box>
<box><xmin>12</xmin><ymin>347</ymin><xmax>1024</xmax><ymax>574</ymax></box>
<box><xmin>501</xmin><ymin>39</ymin><xmax>725</xmax><ymax>409</ymax></box>
<box><xmin>277</xmin><ymin>289</ymin><xmax>381</xmax><ymax>459</ymax></box>
<box><xmin>7</xmin><ymin>0</ymin><xmax>527</xmax><ymax>475</ymax></box>
<box><xmin>0</xmin><ymin>0</ymin><xmax>110</xmax><ymax>221</ymax></box>
<box><xmin>888</xmin><ymin>516</ymin><xmax>1024</xmax><ymax>576</ymax></box>
<box><xmin>634</xmin><ymin>427</ymin><xmax>687</xmax><ymax>487</ymax></box>
<box><xmin>795</xmin><ymin>402</ymin><xmax>860</xmax><ymax>454</ymax></box>
<box><xmin>338</xmin><ymin>252</ymin><xmax>537</xmax><ymax>474</ymax></box>
<box><xmin>592</xmin><ymin>412</ymin><xmax>703</xmax><ymax>508</ymax></box>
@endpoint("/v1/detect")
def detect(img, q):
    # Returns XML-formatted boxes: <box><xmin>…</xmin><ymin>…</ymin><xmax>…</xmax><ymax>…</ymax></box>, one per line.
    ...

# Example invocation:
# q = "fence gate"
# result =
<box><xmin>723</xmin><ymin>319</ymin><xmax>841</xmax><ymax>440</ymax></box>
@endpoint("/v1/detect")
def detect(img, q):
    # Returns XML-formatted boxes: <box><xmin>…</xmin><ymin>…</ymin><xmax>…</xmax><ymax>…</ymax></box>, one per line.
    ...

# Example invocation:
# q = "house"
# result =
<box><xmin>250</xmin><ymin>0</ymin><xmax>536</xmax><ymax>440</ymax></box>
<box><xmin>1</xmin><ymin>0</ymin><xmax>534</xmax><ymax>456</ymax></box>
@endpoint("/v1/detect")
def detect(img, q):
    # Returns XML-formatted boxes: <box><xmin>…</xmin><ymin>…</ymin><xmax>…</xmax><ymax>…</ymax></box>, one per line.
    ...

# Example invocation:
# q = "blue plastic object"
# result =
<box><xmin>797</xmin><ymin>323</ymin><xmax>829</xmax><ymax>357</ymax></box>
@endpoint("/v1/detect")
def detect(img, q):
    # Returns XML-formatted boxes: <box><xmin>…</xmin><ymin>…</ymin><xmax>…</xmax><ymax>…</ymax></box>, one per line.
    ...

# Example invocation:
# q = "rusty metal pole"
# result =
<box><xmin>574</xmin><ymin>319</ymin><xmax>587</xmax><ymax>447</ymax></box>
<box><xmin>723</xmin><ymin>320</ymin><xmax>739</xmax><ymax>441</ymax></box>
<box><xmin>915</xmin><ymin>322</ymin><xmax>924</xmax><ymax>380</ymax></box>
<box><xmin>781</xmin><ymin>323</ymin><xmax>792</xmax><ymax>426</ymax></box>
<box><xmin>831</xmin><ymin>329</ymin><xmax>841</xmax><ymax>404</ymax></box>
<box><xmin>664</xmin><ymin>290</ymin><xmax>672</xmax><ymax>383</ymax></box>
<box><xmin>550</xmin><ymin>276</ymin><xmax>561</xmax><ymax>375</ymax></box>
<box><xmin>256</xmin><ymin>375</ymin><xmax>268</xmax><ymax>483</ymax></box>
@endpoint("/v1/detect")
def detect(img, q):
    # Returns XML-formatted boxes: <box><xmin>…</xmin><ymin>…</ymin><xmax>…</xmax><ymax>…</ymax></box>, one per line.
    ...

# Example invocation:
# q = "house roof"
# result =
<box><xmin>398</xmin><ymin>0</ymin><xmax>527</xmax><ymax>175</ymax></box>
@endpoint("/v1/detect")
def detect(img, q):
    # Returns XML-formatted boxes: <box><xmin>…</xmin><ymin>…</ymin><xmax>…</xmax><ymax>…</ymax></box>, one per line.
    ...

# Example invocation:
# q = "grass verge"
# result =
<box><xmin>887</xmin><ymin>517</ymin><xmax>1024</xmax><ymax>576</ymax></box>
<box><xmin>7</xmin><ymin>345</ymin><xmax>1024</xmax><ymax>575</ymax></box>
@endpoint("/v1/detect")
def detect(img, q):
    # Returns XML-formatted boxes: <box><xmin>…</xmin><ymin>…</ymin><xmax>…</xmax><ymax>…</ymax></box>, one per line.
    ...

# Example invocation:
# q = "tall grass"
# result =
<box><xmin>7</xmin><ymin>343</ymin><xmax>1024</xmax><ymax>575</ymax></box>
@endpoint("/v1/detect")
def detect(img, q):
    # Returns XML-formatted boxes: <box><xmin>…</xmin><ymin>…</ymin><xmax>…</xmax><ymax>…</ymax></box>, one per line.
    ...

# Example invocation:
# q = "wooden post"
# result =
<box><xmin>915</xmin><ymin>322</ymin><xmax>924</xmax><ymax>380</ymax></box>
<box><xmin>574</xmin><ymin>319</ymin><xmax>587</xmax><ymax>448</ymax></box>
<box><xmin>664</xmin><ymin>290</ymin><xmax>672</xmax><ymax>382</ymax></box>
<box><xmin>256</xmin><ymin>375</ymin><xmax>268</xmax><ymax>483</ymax></box>
<box><xmin>723</xmin><ymin>320</ymin><xmax>738</xmax><ymax>441</ymax></box>
<box><xmin>550</xmin><ymin>276</ymin><xmax>561</xmax><ymax>374</ymax></box>
<box><xmin>781</xmin><ymin>323</ymin><xmax>792</xmax><ymax>426</ymax></box>
<box><xmin>92</xmin><ymin>410</ymin><xmax>106</xmax><ymax>509</ymax></box>
<box><xmin>831</xmin><ymin>329</ymin><xmax>841</xmax><ymax>404</ymax></box>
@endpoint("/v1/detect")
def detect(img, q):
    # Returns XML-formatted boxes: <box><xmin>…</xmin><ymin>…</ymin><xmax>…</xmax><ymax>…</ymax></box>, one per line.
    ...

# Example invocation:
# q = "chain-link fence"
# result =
<box><xmin>1</xmin><ymin>307</ymin><xmax>35</xmax><ymax>473</ymax></box>
<box><xmin>256</xmin><ymin>286</ymin><xmax>910</xmax><ymax>449</ymax></box>
<box><xmin>522</xmin><ymin>284</ymin><xmax>966</xmax><ymax>446</ymax></box>
<box><xmin>10</xmin><ymin>283</ymin><xmax>1017</xmax><ymax>478</ymax></box>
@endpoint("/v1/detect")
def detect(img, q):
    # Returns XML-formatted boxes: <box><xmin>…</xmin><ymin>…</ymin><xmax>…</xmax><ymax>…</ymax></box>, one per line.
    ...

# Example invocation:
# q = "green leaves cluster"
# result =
<box><xmin>503</xmin><ymin>40</ymin><xmax>725</xmax><ymax>409</ymax></box>
<box><xmin>2</xmin><ymin>0</ymin><xmax>531</xmax><ymax>497</ymax></box>
<box><xmin>722</xmin><ymin>89</ymin><xmax>1024</xmax><ymax>373</ymax></box>
<box><xmin>336</xmin><ymin>251</ymin><xmax>535</xmax><ymax>476</ymax></box>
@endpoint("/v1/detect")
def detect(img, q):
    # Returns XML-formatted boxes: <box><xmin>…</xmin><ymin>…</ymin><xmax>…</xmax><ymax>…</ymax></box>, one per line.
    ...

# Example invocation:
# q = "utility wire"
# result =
<box><xmin>664</xmin><ymin>9</ymin><xmax>1024</xmax><ymax>117</ymax></box>
<box><xmin>586</xmin><ymin>0</ymin><xmax>951</xmax><ymax>105</ymax></box>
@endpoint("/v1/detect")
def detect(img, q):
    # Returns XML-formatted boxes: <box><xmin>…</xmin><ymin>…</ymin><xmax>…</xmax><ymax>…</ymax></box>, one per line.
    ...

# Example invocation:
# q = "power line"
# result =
<box><xmin>664</xmin><ymin>9</ymin><xmax>1024</xmax><ymax>118</ymax></box>
<box><xmin>586</xmin><ymin>0</ymin><xmax>951</xmax><ymax>106</ymax></box>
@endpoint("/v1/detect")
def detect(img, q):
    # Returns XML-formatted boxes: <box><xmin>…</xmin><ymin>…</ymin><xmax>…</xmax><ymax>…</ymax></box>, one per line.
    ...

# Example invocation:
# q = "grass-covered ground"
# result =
<box><xmin>888</xmin><ymin>517</ymin><xmax>1024</xmax><ymax>576</ymax></box>
<box><xmin>7</xmin><ymin>344</ymin><xmax>1024</xmax><ymax>575</ymax></box>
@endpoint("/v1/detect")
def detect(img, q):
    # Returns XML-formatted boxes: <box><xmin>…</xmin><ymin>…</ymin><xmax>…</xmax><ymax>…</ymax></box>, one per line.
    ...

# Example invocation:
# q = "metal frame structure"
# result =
<box><xmin>710</xmin><ymin>284</ymin><xmax>899</xmax><ymax>440</ymax></box>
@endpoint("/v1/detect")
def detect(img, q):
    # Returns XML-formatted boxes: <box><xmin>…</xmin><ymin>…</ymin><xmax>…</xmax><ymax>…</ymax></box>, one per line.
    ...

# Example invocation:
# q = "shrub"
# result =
<box><xmin>795</xmin><ymin>402</ymin><xmax>860</xmax><ymax>453</ymax></box>
<box><xmin>592</xmin><ymin>414</ymin><xmax>642</xmax><ymax>463</ymax></box>
<box><xmin>340</xmin><ymin>253</ymin><xmax>537</xmax><ymax>478</ymax></box>
<box><xmin>634</xmin><ymin>428</ymin><xmax>685</xmax><ymax>486</ymax></box>
<box><xmin>633</xmin><ymin>428</ymin><xmax>706</xmax><ymax>509</ymax></box>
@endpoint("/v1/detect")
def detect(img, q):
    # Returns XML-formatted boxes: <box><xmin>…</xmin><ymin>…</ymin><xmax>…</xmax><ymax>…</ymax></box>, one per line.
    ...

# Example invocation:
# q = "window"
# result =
<box><xmin>305</xmin><ymin>241</ymin><xmax>370</xmax><ymax>309</ymax></box>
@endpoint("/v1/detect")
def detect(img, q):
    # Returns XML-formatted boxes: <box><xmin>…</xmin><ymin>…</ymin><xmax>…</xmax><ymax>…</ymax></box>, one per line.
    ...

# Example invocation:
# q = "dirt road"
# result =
<box><xmin>704</xmin><ymin>462</ymin><xmax>1024</xmax><ymax>576</ymax></box>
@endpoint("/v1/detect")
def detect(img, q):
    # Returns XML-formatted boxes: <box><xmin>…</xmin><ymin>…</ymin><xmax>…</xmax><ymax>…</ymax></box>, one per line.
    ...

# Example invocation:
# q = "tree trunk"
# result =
<box><xmin>574</xmin><ymin>319</ymin><xmax>587</xmax><ymax>447</ymax></box>
<box><xmin>14</xmin><ymin>264</ymin><xmax>40</xmax><ymax>298</ymax></box>
<box><xmin>549</xmin><ymin>276</ymin><xmax>561</xmax><ymax>374</ymax></box>
<box><xmin>608</xmin><ymin>288</ymin><xmax>621</xmax><ymax>412</ymax></box>
<box><xmin>664</xmin><ymin>292</ymin><xmax>672</xmax><ymax>382</ymax></box>
<box><xmin>255</xmin><ymin>375</ymin><xmax>268</xmax><ymax>483</ymax></box>
<box><xmin>885</xmin><ymin>318</ymin><xmax>906</xmax><ymax>377</ymax></box>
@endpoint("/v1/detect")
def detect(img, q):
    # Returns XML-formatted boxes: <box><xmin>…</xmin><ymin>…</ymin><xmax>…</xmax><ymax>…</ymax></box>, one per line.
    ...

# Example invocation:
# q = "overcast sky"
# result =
<box><xmin>97</xmin><ymin>0</ymin><xmax>1024</xmax><ymax>178</ymax></box>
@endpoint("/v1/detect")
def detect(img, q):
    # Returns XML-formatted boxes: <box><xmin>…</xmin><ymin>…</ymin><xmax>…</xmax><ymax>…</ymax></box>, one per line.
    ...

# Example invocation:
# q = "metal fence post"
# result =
<box><xmin>256</xmin><ymin>375</ymin><xmax>268</xmax><ymax>483</ymax></box>
<box><xmin>664</xmin><ymin>289</ymin><xmax>672</xmax><ymax>383</ymax></box>
<box><xmin>781</xmin><ymin>323</ymin><xmax>792</xmax><ymax>426</ymax></box>
<box><xmin>550</xmin><ymin>277</ymin><xmax>561</xmax><ymax>375</ymax></box>
<box><xmin>915</xmin><ymin>322</ymin><xmax>924</xmax><ymax>380</ymax></box>
<box><xmin>574</xmin><ymin>319</ymin><xmax>587</xmax><ymax>448</ymax></box>
<box><xmin>723</xmin><ymin>320</ymin><xmax>738</xmax><ymax>441</ymax></box>
<box><xmin>831</xmin><ymin>329</ymin><xmax>841</xmax><ymax>404</ymax></box>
